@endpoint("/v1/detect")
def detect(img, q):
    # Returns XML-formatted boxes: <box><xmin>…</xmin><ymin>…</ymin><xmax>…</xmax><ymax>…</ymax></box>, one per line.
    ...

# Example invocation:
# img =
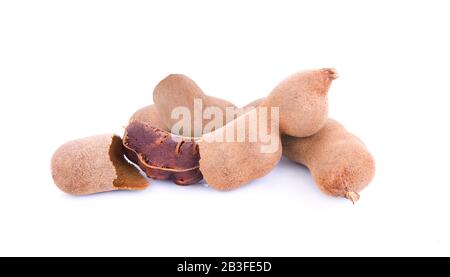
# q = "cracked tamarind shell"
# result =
<box><xmin>124</xmin><ymin>108</ymin><xmax>282</xmax><ymax>189</ymax></box>
<box><xmin>153</xmin><ymin>74</ymin><xmax>237</xmax><ymax>137</ymax></box>
<box><xmin>261</xmin><ymin>68</ymin><xmax>338</xmax><ymax>137</ymax></box>
<box><xmin>51</xmin><ymin>134</ymin><xmax>149</xmax><ymax>195</ymax></box>
<box><xmin>123</xmin><ymin>121</ymin><xmax>203</xmax><ymax>185</ymax></box>
<box><xmin>282</xmin><ymin>119</ymin><xmax>375</xmax><ymax>203</ymax></box>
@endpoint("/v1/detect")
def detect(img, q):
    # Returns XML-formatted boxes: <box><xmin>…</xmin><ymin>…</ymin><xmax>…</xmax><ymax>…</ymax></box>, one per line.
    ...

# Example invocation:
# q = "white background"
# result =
<box><xmin>1</xmin><ymin>0</ymin><xmax>449</xmax><ymax>257</ymax></box>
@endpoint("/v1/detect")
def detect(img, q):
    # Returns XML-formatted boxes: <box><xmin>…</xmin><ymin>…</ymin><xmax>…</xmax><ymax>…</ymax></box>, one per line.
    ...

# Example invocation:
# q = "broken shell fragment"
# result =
<box><xmin>51</xmin><ymin>134</ymin><xmax>149</xmax><ymax>195</ymax></box>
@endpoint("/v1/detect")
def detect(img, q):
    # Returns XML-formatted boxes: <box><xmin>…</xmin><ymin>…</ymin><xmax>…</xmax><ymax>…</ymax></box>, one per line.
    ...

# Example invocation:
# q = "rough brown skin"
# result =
<box><xmin>282</xmin><ymin>119</ymin><xmax>375</xmax><ymax>203</ymax></box>
<box><xmin>51</xmin><ymin>134</ymin><xmax>149</xmax><ymax>195</ymax></box>
<box><xmin>127</xmin><ymin>101</ymin><xmax>282</xmax><ymax>190</ymax></box>
<box><xmin>125</xmin><ymin>96</ymin><xmax>236</xmax><ymax>186</ymax></box>
<box><xmin>242</xmin><ymin>98</ymin><xmax>264</xmax><ymax>111</ymax></box>
<box><xmin>151</xmin><ymin>75</ymin><xmax>282</xmax><ymax>190</ymax></box>
<box><xmin>129</xmin><ymin>100</ymin><xmax>236</xmax><ymax>132</ymax></box>
<box><xmin>261</xmin><ymin>68</ymin><xmax>338</xmax><ymax>137</ymax></box>
<box><xmin>129</xmin><ymin>105</ymin><xmax>168</xmax><ymax>130</ymax></box>
<box><xmin>198</xmin><ymin>108</ymin><xmax>282</xmax><ymax>190</ymax></box>
<box><xmin>154</xmin><ymin>68</ymin><xmax>337</xmax><ymax>137</ymax></box>
<box><xmin>123</xmin><ymin>121</ymin><xmax>202</xmax><ymax>185</ymax></box>
<box><xmin>141</xmin><ymin>69</ymin><xmax>336</xmax><ymax>190</ymax></box>
<box><xmin>153</xmin><ymin>74</ymin><xmax>237</xmax><ymax>137</ymax></box>
<box><xmin>207</xmin><ymin>96</ymin><xmax>237</xmax><ymax>112</ymax></box>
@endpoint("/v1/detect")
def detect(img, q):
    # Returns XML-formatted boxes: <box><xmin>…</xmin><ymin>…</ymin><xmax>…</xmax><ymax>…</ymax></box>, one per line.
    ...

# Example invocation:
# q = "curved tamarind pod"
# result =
<box><xmin>242</xmin><ymin>98</ymin><xmax>264</xmax><ymax>111</ymax></box>
<box><xmin>207</xmin><ymin>96</ymin><xmax>237</xmax><ymax>112</ymax></box>
<box><xmin>282</xmin><ymin>119</ymin><xmax>375</xmax><ymax>203</ymax></box>
<box><xmin>129</xmin><ymin>105</ymin><xmax>168</xmax><ymax>131</ymax></box>
<box><xmin>198</xmin><ymin>107</ymin><xmax>282</xmax><ymax>190</ymax></box>
<box><xmin>262</xmin><ymin>68</ymin><xmax>338</xmax><ymax>137</ymax></box>
<box><xmin>153</xmin><ymin>74</ymin><xmax>237</xmax><ymax>137</ymax></box>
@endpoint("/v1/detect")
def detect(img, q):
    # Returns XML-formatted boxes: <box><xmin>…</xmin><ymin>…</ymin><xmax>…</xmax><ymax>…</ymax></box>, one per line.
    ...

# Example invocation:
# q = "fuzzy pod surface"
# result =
<box><xmin>124</xmin><ymin>107</ymin><xmax>282</xmax><ymax>189</ymax></box>
<box><xmin>153</xmin><ymin>74</ymin><xmax>237</xmax><ymax>137</ymax></box>
<box><xmin>198</xmin><ymin>108</ymin><xmax>282</xmax><ymax>190</ymax></box>
<box><xmin>262</xmin><ymin>68</ymin><xmax>338</xmax><ymax>137</ymax></box>
<box><xmin>51</xmin><ymin>134</ymin><xmax>149</xmax><ymax>195</ymax></box>
<box><xmin>129</xmin><ymin>104</ymin><xmax>168</xmax><ymax>131</ymax></box>
<box><xmin>282</xmin><ymin>119</ymin><xmax>375</xmax><ymax>202</ymax></box>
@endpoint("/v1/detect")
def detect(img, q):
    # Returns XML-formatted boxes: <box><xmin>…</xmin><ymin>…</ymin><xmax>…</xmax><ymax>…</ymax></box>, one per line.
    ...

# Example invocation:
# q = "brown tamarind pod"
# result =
<box><xmin>51</xmin><ymin>134</ymin><xmax>149</xmax><ymax>195</ymax></box>
<box><xmin>242</xmin><ymin>98</ymin><xmax>264</xmax><ymax>111</ymax></box>
<box><xmin>262</xmin><ymin>68</ymin><xmax>338</xmax><ymax>137</ymax></box>
<box><xmin>198</xmin><ymin>108</ymin><xmax>282</xmax><ymax>190</ymax></box>
<box><xmin>124</xmin><ymin>107</ymin><xmax>282</xmax><ymax>190</ymax></box>
<box><xmin>129</xmin><ymin>104</ymin><xmax>168</xmax><ymax>131</ymax></box>
<box><xmin>282</xmin><ymin>119</ymin><xmax>375</xmax><ymax>203</ymax></box>
<box><xmin>153</xmin><ymin>74</ymin><xmax>237</xmax><ymax>136</ymax></box>
<box><xmin>140</xmin><ymin>69</ymin><xmax>337</xmax><ymax>190</ymax></box>
<box><xmin>207</xmin><ymin>95</ymin><xmax>237</xmax><ymax>112</ymax></box>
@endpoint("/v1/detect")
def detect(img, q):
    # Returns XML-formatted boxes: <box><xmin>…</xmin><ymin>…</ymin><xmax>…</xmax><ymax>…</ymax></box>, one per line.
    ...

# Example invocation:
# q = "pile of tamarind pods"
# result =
<box><xmin>51</xmin><ymin>68</ymin><xmax>375</xmax><ymax>203</ymax></box>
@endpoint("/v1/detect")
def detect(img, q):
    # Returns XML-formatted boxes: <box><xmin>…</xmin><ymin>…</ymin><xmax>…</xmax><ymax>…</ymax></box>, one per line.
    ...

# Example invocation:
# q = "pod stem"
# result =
<box><xmin>322</xmin><ymin>68</ymin><xmax>339</xmax><ymax>80</ymax></box>
<box><xmin>345</xmin><ymin>191</ymin><xmax>360</xmax><ymax>204</ymax></box>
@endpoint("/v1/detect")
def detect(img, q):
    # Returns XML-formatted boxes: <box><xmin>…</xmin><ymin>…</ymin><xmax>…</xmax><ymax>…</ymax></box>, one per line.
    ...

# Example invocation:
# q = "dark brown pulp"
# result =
<box><xmin>123</xmin><ymin>122</ymin><xmax>203</xmax><ymax>185</ymax></box>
